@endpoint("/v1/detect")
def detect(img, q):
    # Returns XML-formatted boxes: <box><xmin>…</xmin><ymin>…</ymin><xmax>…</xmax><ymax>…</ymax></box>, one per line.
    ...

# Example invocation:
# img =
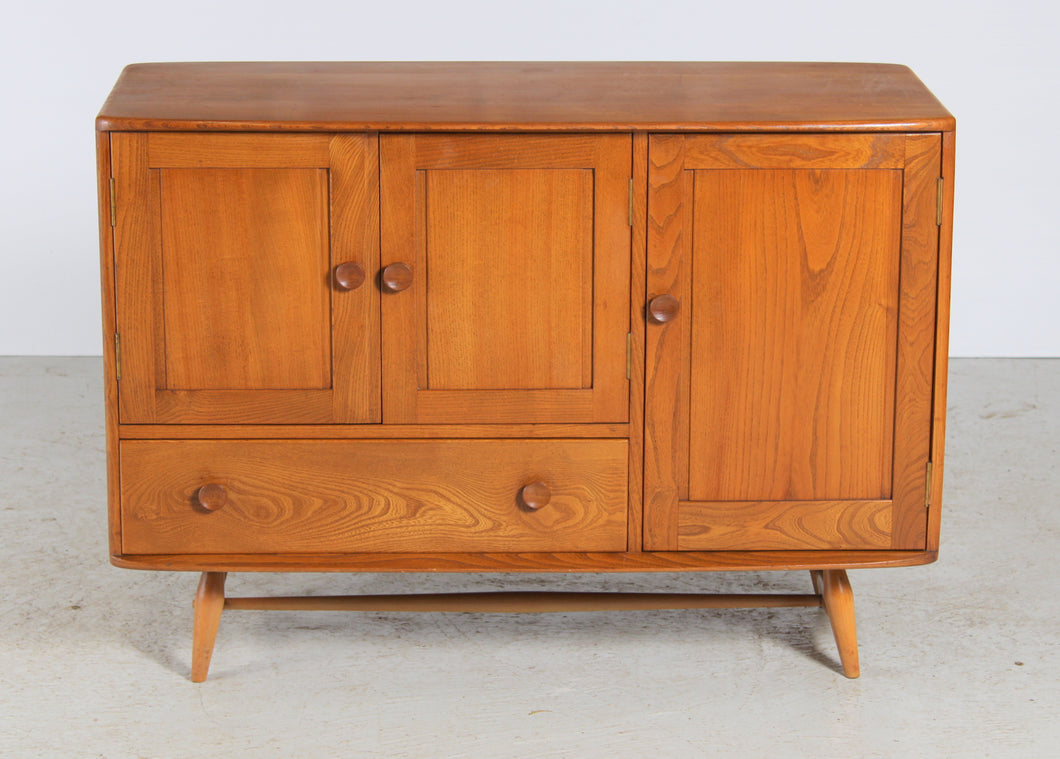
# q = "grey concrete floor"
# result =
<box><xmin>0</xmin><ymin>357</ymin><xmax>1056</xmax><ymax>758</ymax></box>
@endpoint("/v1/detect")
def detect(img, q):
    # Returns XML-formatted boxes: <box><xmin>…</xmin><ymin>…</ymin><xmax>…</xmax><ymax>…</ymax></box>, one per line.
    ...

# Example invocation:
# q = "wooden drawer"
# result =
<box><xmin>119</xmin><ymin>439</ymin><xmax>628</xmax><ymax>554</ymax></box>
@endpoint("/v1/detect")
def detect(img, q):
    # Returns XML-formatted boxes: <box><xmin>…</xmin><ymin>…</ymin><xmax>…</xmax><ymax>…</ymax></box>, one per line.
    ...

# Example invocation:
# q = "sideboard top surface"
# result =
<box><xmin>96</xmin><ymin>61</ymin><xmax>954</xmax><ymax>133</ymax></box>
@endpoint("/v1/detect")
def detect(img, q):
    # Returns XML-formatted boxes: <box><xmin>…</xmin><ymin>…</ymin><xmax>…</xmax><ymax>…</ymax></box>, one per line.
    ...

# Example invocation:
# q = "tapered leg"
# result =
<box><xmin>191</xmin><ymin>572</ymin><xmax>227</xmax><ymax>683</ymax></box>
<box><xmin>809</xmin><ymin>569</ymin><xmax>823</xmax><ymax>595</ymax></box>
<box><xmin>819</xmin><ymin>569</ymin><xmax>859</xmax><ymax>678</ymax></box>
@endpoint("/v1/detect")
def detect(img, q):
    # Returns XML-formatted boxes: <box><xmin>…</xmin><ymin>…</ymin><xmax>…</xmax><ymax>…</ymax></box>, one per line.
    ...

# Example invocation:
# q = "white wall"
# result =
<box><xmin>1</xmin><ymin>0</ymin><xmax>1057</xmax><ymax>356</ymax></box>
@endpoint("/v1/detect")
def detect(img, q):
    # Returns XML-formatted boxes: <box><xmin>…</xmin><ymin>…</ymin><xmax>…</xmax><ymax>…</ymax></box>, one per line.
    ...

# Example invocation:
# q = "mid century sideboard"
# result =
<box><xmin>96</xmin><ymin>62</ymin><xmax>954</xmax><ymax>681</ymax></box>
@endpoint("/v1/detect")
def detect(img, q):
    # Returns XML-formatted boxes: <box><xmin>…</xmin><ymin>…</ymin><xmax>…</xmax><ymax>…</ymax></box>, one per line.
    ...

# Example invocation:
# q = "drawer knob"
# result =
<box><xmin>519</xmin><ymin>481</ymin><xmax>551</xmax><ymax>511</ymax></box>
<box><xmin>196</xmin><ymin>484</ymin><xmax>228</xmax><ymax>512</ymax></box>
<box><xmin>648</xmin><ymin>294</ymin><xmax>680</xmax><ymax>324</ymax></box>
<box><xmin>334</xmin><ymin>262</ymin><xmax>366</xmax><ymax>291</ymax></box>
<box><xmin>381</xmin><ymin>262</ymin><xmax>414</xmax><ymax>293</ymax></box>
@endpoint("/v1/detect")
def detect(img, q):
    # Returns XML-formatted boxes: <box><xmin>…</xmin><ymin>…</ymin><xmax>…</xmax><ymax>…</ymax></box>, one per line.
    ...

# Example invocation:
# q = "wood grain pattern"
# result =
<box><xmin>111</xmin><ymin>550</ymin><xmax>939</xmax><ymax>573</ymax></box>
<box><xmin>687</xmin><ymin>167</ymin><xmax>901</xmax><ymax>501</ymax></box>
<box><xmin>97</xmin><ymin>62</ymin><xmax>954</xmax><ymax>133</ymax></box>
<box><xmin>890</xmin><ymin>133</ymin><xmax>942</xmax><ymax>549</ymax></box>
<box><xmin>424</xmin><ymin>168</ymin><xmax>593</xmax><ymax>390</ymax></box>
<box><xmin>190</xmin><ymin>571</ymin><xmax>226</xmax><ymax>682</ymax></box>
<box><xmin>97</xmin><ymin>132</ymin><xmax>122</xmax><ymax>556</ymax></box>
<box><xmin>928</xmin><ymin>131</ymin><xmax>956</xmax><ymax>553</ymax></box>
<box><xmin>159</xmin><ymin>167</ymin><xmax>331</xmax><ymax>390</ymax></box>
<box><xmin>112</xmin><ymin>133</ymin><xmax>380</xmax><ymax>424</ymax></box>
<box><xmin>329</xmin><ymin>134</ymin><xmax>380</xmax><ymax>423</ymax></box>
<box><xmin>120</xmin><ymin>439</ymin><xmax>628</xmax><ymax>554</ymax></box>
<box><xmin>677</xmin><ymin>500</ymin><xmax>892</xmax><ymax>550</ymax></box>
<box><xmin>112</xmin><ymin>132</ymin><xmax>159</xmax><ymax>422</ymax></box>
<box><xmin>380</xmin><ymin>134</ymin><xmax>630</xmax><ymax>424</ymax></box>
<box><xmin>820</xmin><ymin>569</ymin><xmax>860</xmax><ymax>677</ymax></box>
<box><xmin>627</xmin><ymin>133</ymin><xmax>648</xmax><ymax>552</ymax></box>
<box><xmin>683</xmin><ymin>133</ymin><xmax>906</xmax><ymax>169</ymax></box>
<box><xmin>148</xmin><ymin>133</ymin><xmax>330</xmax><ymax>167</ymax></box>
<box><xmin>118</xmin><ymin>423</ymin><xmax>630</xmax><ymax>439</ymax></box>
<box><xmin>223</xmin><ymin>591</ymin><xmax>821</xmax><ymax>612</ymax></box>
<box><xmin>643</xmin><ymin>135</ymin><xmax>691</xmax><ymax>550</ymax></box>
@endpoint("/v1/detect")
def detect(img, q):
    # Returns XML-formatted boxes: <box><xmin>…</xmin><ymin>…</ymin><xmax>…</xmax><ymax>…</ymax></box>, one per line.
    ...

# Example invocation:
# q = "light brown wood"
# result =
<box><xmin>148</xmin><ymin>133</ymin><xmax>331</xmax><ymax>167</ymax></box>
<box><xmin>643</xmin><ymin>134</ymin><xmax>690</xmax><ymax>550</ymax></box>
<box><xmin>97</xmin><ymin>64</ymin><xmax>954</xmax><ymax>681</ymax></box>
<box><xmin>890</xmin><ymin>133</ymin><xmax>943</xmax><ymax>549</ymax></box>
<box><xmin>97</xmin><ymin>62</ymin><xmax>954</xmax><ymax>133</ymax></box>
<box><xmin>120</xmin><ymin>439</ymin><xmax>628</xmax><ymax>554</ymax></box>
<box><xmin>820</xmin><ymin>569</ymin><xmax>860</xmax><ymax>678</ymax></box>
<box><xmin>644</xmin><ymin>133</ymin><xmax>941</xmax><ymax>553</ymax></box>
<box><xmin>113</xmin><ymin>549</ymin><xmax>938</xmax><ymax>573</ymax></box>
<box><xmin>191</xmin><ymin>571</ymin><xmax>226</xmax><ymax>683</ymax></box>
<box><xmin>686</xmin><ymin>165</ymin><xmax>900</xmax><ymax>502</ymax></box>
<box><xmin>682</xmin><ymin>133</ymin><xmax>906</xmax><ymax>169</ymax></box>
<box><xmin>112</xmin><ymin>132</ymin><xmax>381</xmax><ymax>424</ymax></box>
<box><xmin>677</xmin><ymin>501</ymin><xmax>892</xmax><ymax>551</ymax></box>
<box><xmin>380</xmin><ymin>134</ymin><xmax>630</xmax><ymax>424</ymax></box>
<box><xmin>423</xmin><ymin>168</ymin><xmax>592</xmax><ymax>391</ymax></box>
<box><xmin>97</xmin><ymin>132</ymin><xmax>122</xmax><ymax>557</ymax></box>
<box><xmin>223</xmin><ymin>591</ymin><xmax>822</xmax><ymax>612</ymax></box>
<box><xmin>928</xmin><ymin>132</ymin><xmax>956</xmax><ymax>553</ymax></box>
<box><xmin>159</xmin><ymin>166</ymin><xmax>332</xmax><ymax>390</ymax></box>
<box><xmin>118</xmin><ymin>423</ymin><xmax>630</xmax><ymax>439</ymax></box>
<box><xmin>627</xmin><ymin>132</ymin><xmax>648</xmax><ymax>552</ymax></box>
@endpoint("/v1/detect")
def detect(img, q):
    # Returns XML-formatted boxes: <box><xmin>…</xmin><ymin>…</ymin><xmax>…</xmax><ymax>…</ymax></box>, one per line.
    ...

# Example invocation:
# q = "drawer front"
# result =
<box><xmin>120</xmin><ymin>439</ymin><xmax>628</xmax><ymax>554</ymax></box>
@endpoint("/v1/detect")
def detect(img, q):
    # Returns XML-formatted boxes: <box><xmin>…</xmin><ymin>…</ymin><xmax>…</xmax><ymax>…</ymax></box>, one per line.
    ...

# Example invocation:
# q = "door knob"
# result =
<box><xmin>648</xmin><ymin>294</ymin><xmax>680</xmax><ymax>324</ymax></box>
<box><xmin>195</xmin><ymin>484</ymin><xmax>228</xmax><ymax>512</ymax></box>
<box><xmin>381</xmin><ymin>263</ymin><xmax>413</xmax><ymax>293</ymax></box>
<box><xmin>519</xmin><ymin>481</ymin><xmax>551</xmax><ymax>511</ymax></box>
<box><xmin>334</xmin><ymin>262</ymin><xmax>365</xmax><ymax>291</ymax></box>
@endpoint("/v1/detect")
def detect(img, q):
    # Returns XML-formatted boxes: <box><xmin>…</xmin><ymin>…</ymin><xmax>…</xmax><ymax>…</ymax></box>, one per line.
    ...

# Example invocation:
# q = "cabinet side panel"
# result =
<box><xmin>891</xmin><ymin>134</ymin><xmax>943</xmax><ymax>548</ymax></box>
<box><xmin>97</xmin><ymin>132</ymin><xmax>121</xmax><ymax>555</ymax></box>
<box><xmin>927</xmin><ymin>131</ymin><xmax>955</xmax><ymax>553</ymax></box>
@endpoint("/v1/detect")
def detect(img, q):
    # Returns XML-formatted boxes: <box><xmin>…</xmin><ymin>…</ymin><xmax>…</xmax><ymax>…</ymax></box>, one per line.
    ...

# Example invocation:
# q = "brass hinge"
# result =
<box><xmin>924</xmin><ymin>461</ymin><xmax>933</xmax><ymax>509</ymax></box>
<box><xmin>936</xmin><ymin>178</ymin><xmax>944</xmax><ymax>226</ymax></box>
<box><xmin>626</xmin><ymin>332</ymin><xmax>632</xmax><ymax>379</ymax></box>
<box><xmin>109</xmin><ymin>177</ymin><xmax>116</xmax><ymax>227</ymax></box>
<box><xmin>628</xmin><ymin>178</ymin><xmax>634</xmax><ymax>226</ymax></box>
<box><xmin>114</xmin><ymin>333</ymin><xmax>122</xmax><ymax>381</ymax></box>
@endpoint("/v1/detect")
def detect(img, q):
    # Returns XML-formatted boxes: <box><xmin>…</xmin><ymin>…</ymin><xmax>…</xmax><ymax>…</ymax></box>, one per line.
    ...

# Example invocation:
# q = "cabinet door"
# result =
<box><xmin>112</xmin><ymin>133</ymin><xmax>379</xmax><ymax>424</ymax></box>
<box><xmin>644</xmin><ymin>134</ymin><xmax>941</xmax><ymax>551</ymax></box>
<box><xmin>379</xmin><ymin>135</ymin><xmax>631</xmax><ymax>423</ymax></box>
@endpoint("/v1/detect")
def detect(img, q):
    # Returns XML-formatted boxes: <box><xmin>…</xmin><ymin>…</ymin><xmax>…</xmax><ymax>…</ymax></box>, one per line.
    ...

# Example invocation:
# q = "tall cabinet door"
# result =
<box><xmin>644</xmin><ymin>134</ymin><xmax>941</xmax><ymax>551</ymax></box>
<box><xmin>379</xmin><ymin>135</ymin><xmax>631</xmax><ymax>424</ymax></box>
<box><xmin>112</xmin><ymin>133</ymin><xmax>379</xmax><ymax>424</ymax></box>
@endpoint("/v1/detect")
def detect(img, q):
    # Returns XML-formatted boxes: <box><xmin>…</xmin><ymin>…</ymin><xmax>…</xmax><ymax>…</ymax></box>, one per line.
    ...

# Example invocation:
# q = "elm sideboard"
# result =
<box><xmin>96</xmin><ymin>62</ymin><xmax>954</xmax><ymax>681</ymax></box>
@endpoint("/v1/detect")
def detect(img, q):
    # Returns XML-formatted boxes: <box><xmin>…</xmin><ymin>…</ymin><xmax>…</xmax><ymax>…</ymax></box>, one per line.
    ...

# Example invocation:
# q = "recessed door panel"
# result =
<box><xmin>688</xmin><ymin>168</ymin><xmax>901</xmax><ymax>502</ymax></box>
<box><xmin>159</xmin><ymin>168</ymin><xmax>331</xmax><ymax>390</ymax></box>
<box><xmin>380</xmin><ymin>134</ymin><xmax>631</xmax><ymax>424</ymax></box>
<box><xmin>425</xmin><ymin>168</ymin><xmax>593</xmax><ymax>391</ymax></box>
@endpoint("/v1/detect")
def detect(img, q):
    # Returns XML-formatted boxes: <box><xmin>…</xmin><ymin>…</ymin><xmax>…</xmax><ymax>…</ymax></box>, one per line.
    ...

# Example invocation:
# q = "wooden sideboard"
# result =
<box><xmin>96</xmin><ymin>62</ymin><xmax>954</xmax><ymax>681</ymax></box>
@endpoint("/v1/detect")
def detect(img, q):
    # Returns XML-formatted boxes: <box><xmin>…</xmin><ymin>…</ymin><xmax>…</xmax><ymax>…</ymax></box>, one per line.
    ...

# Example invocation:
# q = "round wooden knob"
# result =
<box><xmin>334</xmin><ymin>262</ymin><xmax>365</xmax><ymax>291</ymax></box>
<box><xmin>648</xmin><ymin>294</ymin><xmax>680</xmax><ymax>324</ymax></box>
<box><xmin>519</xmin><ymin>482</ymin><xmax>551</xmax><ymax>511</ymax></box>
<box><xmin>381</xmin><ymin>262</ymin><xmax>413</xmax><ymax>293</ymax></box>
<box><xmin>195</xmin><ymin>484</ymin><xmax>228</xmax><ymax>512</ymax></box>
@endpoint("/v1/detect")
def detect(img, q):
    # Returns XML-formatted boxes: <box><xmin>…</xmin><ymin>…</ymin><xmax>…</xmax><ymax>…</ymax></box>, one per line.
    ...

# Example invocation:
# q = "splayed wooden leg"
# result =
<box><xmin>191</xmin><ymin>572</ymin><xmax>227</xmax><ymax>683</ymax></box>
<box><xmin>820</xmin><ymin>569</ymin><xmax>859</xmax><ymax>678</ymax></box>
